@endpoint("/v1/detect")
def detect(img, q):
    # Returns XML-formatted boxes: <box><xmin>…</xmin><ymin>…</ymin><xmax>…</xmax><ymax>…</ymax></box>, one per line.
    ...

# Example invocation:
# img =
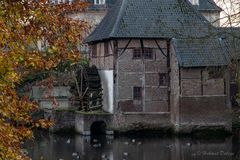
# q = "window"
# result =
<box><xmin>133</xmin><ymin>48</ymin><xmax>142</xmax><ymax>59</ymax></box>
<box><xmin>92</xmin><ymin>44</ymin><xmax>97</xmax><ymax>58</ymax></box>
<box><xmin>159</xmin><ymin>73</ymin><xmax>168</xmax><ymax>86</ymax></box>
<box><xmin>144</xmin><ymin>48</ymin><xmax>153</xmax><ymax>59</ymax></box>
<box><xmin>133</xmin><ymin>48</ymin><xmax>153</xmax><ymax>59</ymax></box>
<box><xmin>94</xmin><ymin>0</ymin><xmax>105</xmax><ymax>5</ymax></box>
<box><xmin>104</xmin><ymin>42</ymin><xmax>109</xmax><ymax>56</ymax></box>
<box><xmin>133</xmin><ymin>87</ymin><xmax>142</xmax><ymax>100</ymax></box>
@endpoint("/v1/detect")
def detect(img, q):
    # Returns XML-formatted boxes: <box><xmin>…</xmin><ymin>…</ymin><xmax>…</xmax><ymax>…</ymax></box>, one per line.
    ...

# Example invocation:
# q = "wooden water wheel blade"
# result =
<box><xmin>84</xmin><ymin>95</ymin><xmax>102</xmax><ymax>99</ymax></box>
<box><xmin>89</xmin><ymin>105</ymin><xmax>103</xmax><ymax>109</ymax></box>
<box><xmin>79</xmin><ymin>65</ymin><xmax>103</xmax><ymax>111</ymax></box>
<box><xmin>88</xmin><ymin>97</ymin><xmax>102</xmax><ymax>101</ymax></box>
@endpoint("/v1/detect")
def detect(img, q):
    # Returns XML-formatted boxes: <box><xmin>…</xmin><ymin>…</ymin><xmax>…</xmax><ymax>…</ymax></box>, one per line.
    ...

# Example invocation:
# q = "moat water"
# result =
<box><xmin>24</xmin><ymin>131</ymin><xmax>240</xmax><ymax>160</ymax></box>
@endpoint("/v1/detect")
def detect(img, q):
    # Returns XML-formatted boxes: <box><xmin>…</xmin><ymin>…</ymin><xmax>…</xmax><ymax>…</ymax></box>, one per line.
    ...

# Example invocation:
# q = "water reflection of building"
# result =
<box><xmin>26</xmin><ymin>133</ymin><xmax>234</xmax><ymax>160</ymax></box>
<box><xmin>76</xmin><ymin>136</ymin><xmax>233</xmax><ymax>160</ymax></box>
<box><xmin>172</xmin><ymin>138</ymin><xmax>233</xmax><ymax>160</ymax></box>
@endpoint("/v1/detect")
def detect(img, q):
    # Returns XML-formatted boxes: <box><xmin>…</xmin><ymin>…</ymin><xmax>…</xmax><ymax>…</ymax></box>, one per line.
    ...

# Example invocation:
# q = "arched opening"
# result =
<box><xmin>90</xmin><ymin>121</ymin><xmax>106</xmax><ymax>135</ymax></box>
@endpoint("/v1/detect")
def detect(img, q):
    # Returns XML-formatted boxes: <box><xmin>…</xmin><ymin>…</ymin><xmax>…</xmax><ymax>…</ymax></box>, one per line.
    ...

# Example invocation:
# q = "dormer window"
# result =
<box><xmin>94</xmin><ymin>0</ymin><xmax>106</xmax><ymax>5</ymax></box>
<box><xmin>188</xmin><ymin>0</ymin><xmax>199</xmax><ymax>5</ymax></box>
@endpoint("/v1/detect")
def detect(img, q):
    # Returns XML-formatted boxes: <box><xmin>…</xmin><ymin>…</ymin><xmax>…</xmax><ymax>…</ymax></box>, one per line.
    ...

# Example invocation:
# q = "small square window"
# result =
<box><xmin>159</xmin><ymin>73</ymin><xmax>168</xmax><ymax>86</ymax></box>
<box><xmin>92</xmin><ymin>44</ymin><xmax>97</xmax><ymax>58</ymax></box>
<box><xmin>133</xmin><ymin>87</ymin><xmax>142</xmax><ymax>100</ymax></box>
<box><xmin>133</xmin><ymin>48</ymin><xmax>142</xmax><ymax>59</ymax></box>
<box><xmin>104</xmin><ymin>42</ymin><xmax>109</xmax><ymax>56</ymax></box>
<box><xmin>143</xmin><ymin>48</ymin><xmax>153</xmax><ymax>59</ymax></box>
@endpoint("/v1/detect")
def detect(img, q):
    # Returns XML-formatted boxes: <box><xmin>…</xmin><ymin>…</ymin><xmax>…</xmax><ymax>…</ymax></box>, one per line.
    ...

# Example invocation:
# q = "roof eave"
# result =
<box><xmin>85</xmin><ymin>37</ymin><xmax>171</xmax><ymax>44</ymax></box>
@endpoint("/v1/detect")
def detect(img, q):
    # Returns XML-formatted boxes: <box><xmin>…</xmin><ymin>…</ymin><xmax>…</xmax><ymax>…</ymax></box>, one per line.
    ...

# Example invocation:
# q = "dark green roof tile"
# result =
<box><xmin>172</xmin><ymin>38</ymin><xmax>229</xmax><ymax>67</ymax></box>
<box><xmin>85</xmin><ymin>0</ymin><xmax>213</xmax><ymax>43</ymax></box>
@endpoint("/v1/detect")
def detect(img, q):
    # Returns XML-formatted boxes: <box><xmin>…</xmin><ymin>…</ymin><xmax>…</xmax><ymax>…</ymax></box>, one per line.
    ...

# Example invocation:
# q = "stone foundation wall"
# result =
<box><xmin>44</xmin><ymin>109</ymin><xmax>76</xmax><ymax>133</ymax></box>
<box><xmin>43</xmin><ymin>108</ymin><xmax>232</xmax><ymax>134</ymax></box>
<box><xmin>176</xmin><ymin>96</ymin><xmax>232</xmax><ymax>133</ymax></box>
<box><xmin>75</xmin><ymin>112</ymin><xmax>114</xmax><ymax>135</ymax></box>
<box><xmin>31</xmin><ymin>86</ymin><xmax>78</xmax><ymax>110</ymax></box>
<box><xmin>113</xmin><ymin>112</ymin><xmax>172</xmax><ymax>132</ymax></box>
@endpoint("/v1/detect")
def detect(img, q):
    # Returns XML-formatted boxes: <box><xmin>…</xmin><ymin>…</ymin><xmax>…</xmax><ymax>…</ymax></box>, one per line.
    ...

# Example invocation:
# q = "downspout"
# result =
<box><xmin>113</xmin><ymin>40</ymin><xmax>118</xmax><ymax>113</ymax></box>
<box><xmin>167</xmin><ymin>40</ymin><xmax>171</xmax><ymax>112</ymax></box>
<box><xmin>140</xmin><ymin>39</ymin><xmax>145</xmax><ymax>112</ymax></box>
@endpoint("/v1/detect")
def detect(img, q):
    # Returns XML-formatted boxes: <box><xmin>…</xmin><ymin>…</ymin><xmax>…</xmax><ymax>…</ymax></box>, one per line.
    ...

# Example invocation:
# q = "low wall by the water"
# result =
<box><xmin>44</xmin><ymin>109</ymin><xmax>76</xmax><ymax>133</ymax></box>
<box><xmin>44</xmin><ymin>110</ymin><xmax>172</xmax><ymax>135</ymax></box>
<box><xmin>175</xmin><ymin>96</ymin><xmax>232</xmax><ymax>133</ymax></box>
<box><xmin>43</xmin><ymin>104</ymin><xmax>232</xmax><ymax>135</ymax></box>
<box><xmin>113</xmin><ymin>112</ymin><xmax>172</xmax><ymax>132</ymax></box>
<box><xmin>75</xmin><ymin>111</ymin><xmax>114</xmax><ymax>135</ymax></box>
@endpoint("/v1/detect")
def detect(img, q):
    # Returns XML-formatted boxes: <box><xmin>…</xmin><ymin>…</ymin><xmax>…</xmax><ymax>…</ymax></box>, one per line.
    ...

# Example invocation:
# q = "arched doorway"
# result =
<box><xmin>90</xmin><ymin>121</ymin><xmax>106</xmax><ymax>135</ymax></box>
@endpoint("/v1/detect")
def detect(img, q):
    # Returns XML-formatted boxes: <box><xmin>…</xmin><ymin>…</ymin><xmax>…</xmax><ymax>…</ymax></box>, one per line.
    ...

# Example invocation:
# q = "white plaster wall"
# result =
<box><xmin>99</xmin><ymin>70</ymin><xmax>114</xmax><ymax>113</ymax></box>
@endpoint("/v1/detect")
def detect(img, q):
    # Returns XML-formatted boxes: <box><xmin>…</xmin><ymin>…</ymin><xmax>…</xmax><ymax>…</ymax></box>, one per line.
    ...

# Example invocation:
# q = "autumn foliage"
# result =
<box><xmin>0</xmin><ymin>0</ymin><xmax>88</xmax><ymax>159</ymax></box>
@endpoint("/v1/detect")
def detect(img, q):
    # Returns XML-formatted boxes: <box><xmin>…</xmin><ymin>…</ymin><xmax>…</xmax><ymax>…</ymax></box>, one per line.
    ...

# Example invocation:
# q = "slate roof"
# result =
<box><xmin>85</xmin><ymin>0</ymin><xmax>213</xmax><ymax>43</ymax></box>
<box><xmin>172</xmin><ymin>38</ymin><xmax>229</xmax><ymax>67</ymax></box>
<box><xmin>197</xmin><ymin>0</ymin><xmax>222</xmax><ymax>11</ymax></box>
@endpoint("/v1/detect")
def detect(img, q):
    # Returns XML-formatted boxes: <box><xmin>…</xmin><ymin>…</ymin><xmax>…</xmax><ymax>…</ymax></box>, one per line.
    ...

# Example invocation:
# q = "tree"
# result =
<box><xmin>215</xmin><ymin>0</ymin><xmax>240</xmax><ymax>27</ymax></box>
<box><xmin>0</xmin><ymin>0</ymin><xmax>88</xmax><ymax>159</ymax></box>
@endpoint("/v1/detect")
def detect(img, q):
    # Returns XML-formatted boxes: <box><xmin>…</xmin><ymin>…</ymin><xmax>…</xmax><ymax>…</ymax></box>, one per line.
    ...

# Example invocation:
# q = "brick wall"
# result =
<box><xmin>113</xmin><ymin>112</ymin><xmax>172</xmax><ymax>132</ymax></box>
<box><xmin>45</xmin><ymin>109</ymin><xmax>76</xmax><ymax>133</ymax></box>
<box><xmin>116</xmin><ymin>39</ymin><xmax>169</xmax><ymax>112</ymax></box>
<box><xmin>178</xmin><ymin>96</ymin><xmax>232</xmax><ymax>133</ymax></box>
<box><xmin>90</xmin><ymin>39</ymin><xmax>170</xmax><ymax>113</ymax></box>
<box><xmin>75</xmin><ymin>112</ymin><xmax>113</xmax><ymax>135</ymax></box>
<box><xmin>170</xmin><ymin>44</ymin><xmax>231</xmax><ymax>133</ymax></box>
<box><xmin>180</xmin><ymin>68</ymin><xmax>225</xmax><ymax>96</ymax></box>
<box><xmin>90</xmin><ymin>41</ymin><xmax>114</xmax><ymax>70</ymax></box>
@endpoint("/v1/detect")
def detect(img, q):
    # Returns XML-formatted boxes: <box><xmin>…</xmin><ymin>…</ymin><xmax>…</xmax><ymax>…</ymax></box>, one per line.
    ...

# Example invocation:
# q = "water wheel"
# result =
<box><xmin>75</xmin><ymin>65</ymin><xmax>103</xmax><ymax>111</ymax></box>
